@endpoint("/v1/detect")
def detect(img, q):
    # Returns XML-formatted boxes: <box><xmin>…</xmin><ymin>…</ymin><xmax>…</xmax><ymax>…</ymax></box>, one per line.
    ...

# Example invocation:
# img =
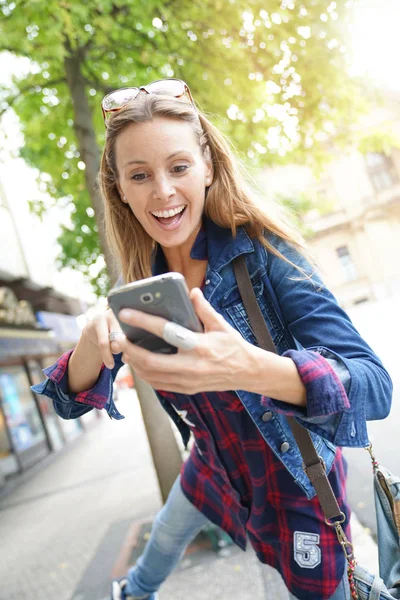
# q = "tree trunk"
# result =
<box><xmin>64</xmin><ymin>51</ymin><xmax>119</xmax><ymax>285</ymax></box>
<box><xmin>133</xmin><ymin>374</ymin><xmax>183</xmax><ymax>503</ymax></box>
<box><xmin>64</xmin><ymin>48</ymin><xmax>182</xmax><ymax>502</ymax></box>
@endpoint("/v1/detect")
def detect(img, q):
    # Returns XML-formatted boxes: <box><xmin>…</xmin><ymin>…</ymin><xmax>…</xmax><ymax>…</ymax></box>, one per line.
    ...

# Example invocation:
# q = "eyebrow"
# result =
<box><xmin>122</xmin><ymin>150</ymin><xmax>191</xmax><ymax>169</ymax></box>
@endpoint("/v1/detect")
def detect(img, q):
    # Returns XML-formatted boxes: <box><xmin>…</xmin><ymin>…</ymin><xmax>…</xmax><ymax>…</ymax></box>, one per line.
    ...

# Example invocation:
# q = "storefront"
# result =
<box><xmin>0</xmin><ymin>287</ymin><xmax>84</xmax><ymax>487</ymax></box>
<box><xmin>35</xmin><ymin>310</ymin><xmax>100</xmax><ymax>428</ymax></box>
<box><xmin>0</xmin><ymin>362</ymin><xmax>50</xmax><ymax>470</ymax></box>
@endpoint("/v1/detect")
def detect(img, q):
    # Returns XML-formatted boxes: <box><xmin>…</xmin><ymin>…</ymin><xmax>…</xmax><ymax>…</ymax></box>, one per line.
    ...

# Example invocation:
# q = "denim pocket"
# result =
<box><xmin>354</xmin><ymin>564</ymin><xmax>396</xmax><ymax>600</ymax></box>
<box><xmin>226</xmin><ymin>299</ymin><xmax>285</xmax><ymax>350</ymax></box>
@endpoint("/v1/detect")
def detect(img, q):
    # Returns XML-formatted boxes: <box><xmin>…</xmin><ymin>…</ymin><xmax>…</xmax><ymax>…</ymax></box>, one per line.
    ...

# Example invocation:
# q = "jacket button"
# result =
<box><xmin>261</xmin><ymin>411</ymin><xmax>273</xmax><ymax>422</ymax></box>
<box><xmin>205</xmin><ymin>279</ymin><xmax>210</xmax><ymax>285</ymax></box>
<box><xmin>280</xmin><ymin>442</ymin><xmax>290</xmax><ymax>453</ymax></box>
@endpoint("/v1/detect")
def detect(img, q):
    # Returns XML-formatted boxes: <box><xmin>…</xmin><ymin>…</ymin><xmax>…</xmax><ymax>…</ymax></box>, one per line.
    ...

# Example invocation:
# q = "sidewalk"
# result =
<box><xmin>0</xmin><ymin>389</ymin><xmax>378</xmax><ymax>600</ymax></box>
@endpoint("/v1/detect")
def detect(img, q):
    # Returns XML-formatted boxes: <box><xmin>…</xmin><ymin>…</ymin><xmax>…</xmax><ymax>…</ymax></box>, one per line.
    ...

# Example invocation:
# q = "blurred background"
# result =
<box><xmin>0</xmin><ymin>1</ymin><xmax>399</xmax><ymax>598</ymax></box>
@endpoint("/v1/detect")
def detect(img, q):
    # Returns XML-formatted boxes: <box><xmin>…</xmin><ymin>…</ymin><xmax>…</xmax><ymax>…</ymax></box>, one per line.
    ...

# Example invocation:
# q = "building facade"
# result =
<box><xmin>0</xmin><ymin>174</ymin><xmax>88</xmax><ymax>487</ymax></box>
<box><xmin>258</xmin><ymin>101</ymin><xmax>400</xmax><ymax>309</ymax></box>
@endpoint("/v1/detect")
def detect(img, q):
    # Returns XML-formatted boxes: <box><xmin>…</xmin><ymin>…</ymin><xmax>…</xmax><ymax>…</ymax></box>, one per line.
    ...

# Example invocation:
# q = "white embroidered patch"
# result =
<box><xmin>293</xmin><ymin>531</ymin><xmax>321</xmax><ymax>569</ymax></box>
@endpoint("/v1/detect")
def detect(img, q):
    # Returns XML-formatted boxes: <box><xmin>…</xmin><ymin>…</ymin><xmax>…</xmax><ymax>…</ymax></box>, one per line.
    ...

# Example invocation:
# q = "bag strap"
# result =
<box><xmin>233</xmin><ymin>254</ymin><xmax>344</xmax><ymax>523</ymax></box>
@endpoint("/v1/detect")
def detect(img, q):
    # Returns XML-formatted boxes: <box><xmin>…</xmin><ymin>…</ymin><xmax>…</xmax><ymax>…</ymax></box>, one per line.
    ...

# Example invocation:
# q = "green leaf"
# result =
<box><xmin>1</xmin><ymin>0</ymin><xmax>373</xmax><ymax>296</ymax></box>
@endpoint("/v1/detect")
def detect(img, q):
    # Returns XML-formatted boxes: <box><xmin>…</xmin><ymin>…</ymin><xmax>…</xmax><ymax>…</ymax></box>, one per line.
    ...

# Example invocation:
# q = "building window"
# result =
<box><xmin>336</xmin><ymin>246</ymin><xmax>358</xmax><ymax>282</ymax></box>
<box><xmin>365</xmin><ymin>152</ymin><xmax>398</xmax><ymax>192</ymax></box>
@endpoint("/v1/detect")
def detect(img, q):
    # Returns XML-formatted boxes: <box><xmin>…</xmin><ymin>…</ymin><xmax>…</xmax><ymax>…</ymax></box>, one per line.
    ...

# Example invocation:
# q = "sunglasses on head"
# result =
<box><xmin>101</xmin><ymin>78</ymin><xmax>195</xmax><ymax>124</ymax></box>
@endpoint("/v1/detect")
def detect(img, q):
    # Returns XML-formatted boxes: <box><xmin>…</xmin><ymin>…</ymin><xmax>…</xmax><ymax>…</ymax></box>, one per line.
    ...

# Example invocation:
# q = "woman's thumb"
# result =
<box><xmin>190</xmin><ymin>288</ymin><xmax>230</xmax><ymax>332</ymax></box>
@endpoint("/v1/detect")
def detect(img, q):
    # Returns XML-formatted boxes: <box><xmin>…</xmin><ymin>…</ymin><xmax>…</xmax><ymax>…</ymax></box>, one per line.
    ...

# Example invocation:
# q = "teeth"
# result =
<box><xmin>152</xmin><ymin>205</ymin><xmax>185</xmax><ymax>218</ymax></box>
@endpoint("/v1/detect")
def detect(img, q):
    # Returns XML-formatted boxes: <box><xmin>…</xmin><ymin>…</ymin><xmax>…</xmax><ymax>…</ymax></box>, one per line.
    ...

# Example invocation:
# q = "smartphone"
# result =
<box><xmin>107</xmin><ymin>272</ymin><xmax>203</xmax><ymax>354</ymax></box>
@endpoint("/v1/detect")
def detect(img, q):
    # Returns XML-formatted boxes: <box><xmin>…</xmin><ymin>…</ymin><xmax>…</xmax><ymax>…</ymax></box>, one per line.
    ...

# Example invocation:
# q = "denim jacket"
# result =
<box><xmin>33</xmin><ymin>219</ymin><xmax>392</xmax><ymax>498</ymax></box>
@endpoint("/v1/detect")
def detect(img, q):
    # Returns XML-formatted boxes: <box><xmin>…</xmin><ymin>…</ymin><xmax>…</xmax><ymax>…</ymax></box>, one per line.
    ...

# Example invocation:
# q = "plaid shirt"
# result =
<box><xmin>159</xmin><ymin>387</ymin><xmax>350</xmax><ymax>600</ymax></box>
<box><xmin>38</xmin><ymin>349</ymin><xmax>351</xmax><ymax>600</ymax></box>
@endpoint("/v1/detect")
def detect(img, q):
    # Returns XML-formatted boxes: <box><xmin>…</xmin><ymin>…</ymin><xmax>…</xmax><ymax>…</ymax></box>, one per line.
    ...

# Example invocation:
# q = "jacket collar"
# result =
<box><xmin>152</xmin><ymin>217</ymin><xmax>254</xmax><ymax>275</ymax></box>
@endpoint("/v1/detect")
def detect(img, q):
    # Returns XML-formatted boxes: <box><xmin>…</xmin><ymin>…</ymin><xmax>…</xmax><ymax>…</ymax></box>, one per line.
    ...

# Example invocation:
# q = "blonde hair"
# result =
<box><xmin>99</xmin><ymin>94</ymin><xmax>310</xmax><ymax>283</ymax></box>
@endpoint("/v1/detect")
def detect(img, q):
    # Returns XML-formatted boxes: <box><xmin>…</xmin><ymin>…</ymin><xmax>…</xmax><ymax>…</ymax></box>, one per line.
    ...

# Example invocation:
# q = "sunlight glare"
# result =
<box><xmin>350</xmin><ymin>0</ymin><xmax>400</xmax><ymax>90</ymax></box>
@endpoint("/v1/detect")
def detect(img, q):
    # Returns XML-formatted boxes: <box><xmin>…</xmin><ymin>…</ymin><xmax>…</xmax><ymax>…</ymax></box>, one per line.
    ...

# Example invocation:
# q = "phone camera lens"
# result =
<box><xmin>140</xmin><ymin>293</ymin><xmax>154</xmax><ymax>304</ymax></box>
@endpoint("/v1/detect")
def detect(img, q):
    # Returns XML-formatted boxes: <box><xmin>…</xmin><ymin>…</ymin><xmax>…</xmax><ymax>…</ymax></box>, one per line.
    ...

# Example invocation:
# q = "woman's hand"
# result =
<box><xmin>116</xmin><ymin>288</ymin><xmax>259</xmax><ymax>394</ymax></box>
<box><xmin>83</xmin><ymin>307</ymin><xmax>126</xmax><ymax>370</ymax></box>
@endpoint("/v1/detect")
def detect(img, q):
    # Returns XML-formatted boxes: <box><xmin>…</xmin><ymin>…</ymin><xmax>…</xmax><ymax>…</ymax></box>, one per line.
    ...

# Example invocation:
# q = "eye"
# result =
<box><xmin>131</xmin><ymin>172</ymin><xmax>148</xmax><ymax>181</ymax></box>
<box><xmin>172</xmin><ymin>165</ymin><xmax>189</xmax><ymax>174</ymax></box>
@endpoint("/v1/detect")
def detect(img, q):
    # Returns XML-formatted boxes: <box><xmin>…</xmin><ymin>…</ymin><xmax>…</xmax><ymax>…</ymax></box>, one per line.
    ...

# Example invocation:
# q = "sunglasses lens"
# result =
<box><xmin>102</xmin><ymin>80</ymin><xmax>194</xmax><ymax>125</ymax></box>
<box><xmin>102</xmin><ymin>88</ymin><xmax>139</xmax><ymax>111</ymax></box>
<box><xmin>146</xmin><ymin>79</ymin><xmax>185</xmax><ymax>97</ymax></box>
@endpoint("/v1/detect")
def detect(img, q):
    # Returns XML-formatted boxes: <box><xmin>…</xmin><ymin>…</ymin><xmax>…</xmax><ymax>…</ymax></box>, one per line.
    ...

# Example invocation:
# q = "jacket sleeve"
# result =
<box><xmin>31</xmin><ymin>349</ymin><xmax>125</xmax><ymax>421</ymax></box>
<box><xmin>262</xmin><ymin>236</ymin><xmax>393</xmax><ymax>447</ymax></box>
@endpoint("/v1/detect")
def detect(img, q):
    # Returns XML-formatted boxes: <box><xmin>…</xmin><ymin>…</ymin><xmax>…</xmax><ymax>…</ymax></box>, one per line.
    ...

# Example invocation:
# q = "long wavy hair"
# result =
<box><xmin>99</xmin><ymin>93</ymin><xmax>309</xmax><ymax>283</ymax></box>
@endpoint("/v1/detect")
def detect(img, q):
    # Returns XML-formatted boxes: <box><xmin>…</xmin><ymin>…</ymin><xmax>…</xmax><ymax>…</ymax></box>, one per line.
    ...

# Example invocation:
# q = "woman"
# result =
<box><xmin>33</xmin><ymin>79</ymin><xmax>392</xmax><ymax>600</ymax></box>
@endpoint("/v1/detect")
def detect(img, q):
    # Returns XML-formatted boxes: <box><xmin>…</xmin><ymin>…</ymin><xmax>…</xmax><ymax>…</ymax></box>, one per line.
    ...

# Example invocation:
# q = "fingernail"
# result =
<box><xmin>106</xmin><ymin>362</ymin><xmax>114</xmax><ymax>369</ymax></box>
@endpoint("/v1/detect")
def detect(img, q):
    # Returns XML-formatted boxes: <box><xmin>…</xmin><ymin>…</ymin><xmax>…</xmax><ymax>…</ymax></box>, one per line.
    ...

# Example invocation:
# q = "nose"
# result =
<box><xmin>152</xmin><ymin>175</ymin><xmax>175</xmax><ymax>202</ymax></box>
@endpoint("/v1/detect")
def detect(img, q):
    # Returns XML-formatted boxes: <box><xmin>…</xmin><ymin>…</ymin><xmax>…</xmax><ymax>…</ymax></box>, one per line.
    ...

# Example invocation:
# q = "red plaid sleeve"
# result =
<box><xmin>42</xmin><ymin>349</ymin><xmax>110</xmax><ymax>410</ymax></box>
<box><xmin>261</xmin><ymin>349</ymin><xmax>350</xmax><ymax>418</ymax></box>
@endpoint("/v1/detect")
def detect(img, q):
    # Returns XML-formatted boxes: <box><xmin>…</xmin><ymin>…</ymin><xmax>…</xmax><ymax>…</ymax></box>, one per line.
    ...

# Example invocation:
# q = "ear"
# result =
<box><xmin>116</xmin><ymin>183</ymin><xmax>128</xmax><ymax>203</ymax></box>
<box><xmin>205</xmin><ymin>165</ymin><xmax>214</xmax><ymax>187</ymax></box>
<box><xmin>204</xmin><ymin>146</ymin><xmax>214</xmax><ymax>186</ymax></box>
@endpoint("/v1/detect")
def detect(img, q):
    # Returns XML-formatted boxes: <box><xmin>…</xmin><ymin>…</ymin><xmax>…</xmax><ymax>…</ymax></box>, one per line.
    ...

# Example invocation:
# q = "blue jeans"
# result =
<box><xmin>125</xmin><ymin>476</ymin><xmax>350</xmax><ymax>600</ymax></box>
<box><xmin>125</xmin><ymin>476</ymin><xmax>208</xmax><ymax>599</ymax></box>
<box><xmin>287</xmin><ymin>573</ymin><xmax>350</xmax><ymax>599</ymax></box>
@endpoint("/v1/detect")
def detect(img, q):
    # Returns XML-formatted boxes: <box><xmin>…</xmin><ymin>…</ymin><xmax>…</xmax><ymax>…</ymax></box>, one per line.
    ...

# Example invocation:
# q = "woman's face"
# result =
<box><xmin>115</xmin><ymin>117</ymin><xmax>213</xmax><ymax>251</ymax></box>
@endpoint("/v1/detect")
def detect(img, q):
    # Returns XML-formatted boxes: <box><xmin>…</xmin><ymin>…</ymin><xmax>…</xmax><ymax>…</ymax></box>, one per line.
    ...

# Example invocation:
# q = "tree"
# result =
<box><xmin>0</xmin><ymin>0</ymin><xmax>367</xmax><ymax>500</ymax></box>
<box><xmin>277</xmin><ymin>191</ymin><xmax>335</xmax><ymax>238</ymax></box>
<box><xmin>1</xmin><ymin>0</ymin><xmax>367</xmax><ymax>295</ymax></box>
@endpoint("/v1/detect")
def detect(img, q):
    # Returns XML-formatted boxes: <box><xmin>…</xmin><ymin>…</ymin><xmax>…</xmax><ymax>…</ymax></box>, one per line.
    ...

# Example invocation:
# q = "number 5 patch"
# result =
<box><xmin>294</xmin><ymin>531</ymin><xmax>321</xmax><ymax>569</ymax></box>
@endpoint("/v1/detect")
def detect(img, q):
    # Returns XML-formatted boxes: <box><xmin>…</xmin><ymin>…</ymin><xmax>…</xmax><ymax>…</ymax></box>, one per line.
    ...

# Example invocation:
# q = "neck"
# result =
<box><xmin>166</xmin><ymin>257</ymin><xmax>207</xmax><ymax>291</ymax></box>
<box><xmin>162</xmin><ymin>246</ymin><xmax>189</xmax><ymax>275</ymax></box>
<box><xmin>161</xmin><ymin>228</ymin><xmax>207</xmax><ymax>290</ymax></box>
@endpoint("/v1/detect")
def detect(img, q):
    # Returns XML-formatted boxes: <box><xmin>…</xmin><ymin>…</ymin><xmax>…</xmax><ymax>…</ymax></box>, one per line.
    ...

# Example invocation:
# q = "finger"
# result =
<box><xmin>120</xmin><ymin>341</ymin><xmax>173</xmax><ymax>370</ymax></box>
<box><xmin>120</xmin><ymin>340</ymin><xmax>195</xmax><ymax>375</ymax></box>
<box><xmin>118</xmin><ymin>309</ymin><xmax>202</xmax><ymax>352</ymax></box>
<box><xmin>105</xmin><ymin>310</ymin><xmax>126</xmax><ymax>354</ymax></box>
<box><xmin>106</xmin><ymin>308</ymin><xmax>124</xmax><ymax>334</ymax></box>
<box><xmin>119</xmin><ymin>308</ymin><xmax>168</xmax><ymax>340</ymax></box>
<box><xmin>190</xmin><ymin>288</ymin><xmax>231</xmax><ymax>332</ymax></box>
<box><xmin>110</xmin><ymin>334</ymin><xmax>126</xmax><ymax>354</ymax></box>
<box><xmin>163</xmin><ymin>322</ymin><xmax>200</xmax><ymax>351</ymax></box>
<box><xmin>94</xmin><ymin>317</ymin><xmax>116</xmax><ymax>369</ymax></box>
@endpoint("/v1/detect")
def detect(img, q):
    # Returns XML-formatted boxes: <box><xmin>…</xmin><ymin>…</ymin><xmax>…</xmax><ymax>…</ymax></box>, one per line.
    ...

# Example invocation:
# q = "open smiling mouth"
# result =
<box><xmin>151</xmin><ymin>205</ymin><xmax>187</xmax><ymax>227</ymax></box>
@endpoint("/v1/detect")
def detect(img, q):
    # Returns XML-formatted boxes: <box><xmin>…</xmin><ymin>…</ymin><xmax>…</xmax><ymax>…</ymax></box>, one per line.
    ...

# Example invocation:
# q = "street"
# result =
<box><xmin>0</xmin><ymin>394</ymin><xmax>162</xmax><ymax>600</ymax></box>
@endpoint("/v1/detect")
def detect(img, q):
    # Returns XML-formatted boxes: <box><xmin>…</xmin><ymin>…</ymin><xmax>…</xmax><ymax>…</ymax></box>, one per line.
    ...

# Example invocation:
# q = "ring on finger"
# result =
<box><xmin>109</xmin><ymin>331</ymin><xmax>123</xmax><ymax>342</ymax></box>
<box><xmin>162</xmin><ymin>322</ymin><xmax>199</xmax><ymax>351</ymax></box>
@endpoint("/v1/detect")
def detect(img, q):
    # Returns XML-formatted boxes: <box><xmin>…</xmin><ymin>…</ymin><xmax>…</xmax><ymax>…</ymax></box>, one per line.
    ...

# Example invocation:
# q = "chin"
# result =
<box><xmin>157</xmin><ymin>231</ymin><xmax>190</xmax><ymax>248</ymax></box>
